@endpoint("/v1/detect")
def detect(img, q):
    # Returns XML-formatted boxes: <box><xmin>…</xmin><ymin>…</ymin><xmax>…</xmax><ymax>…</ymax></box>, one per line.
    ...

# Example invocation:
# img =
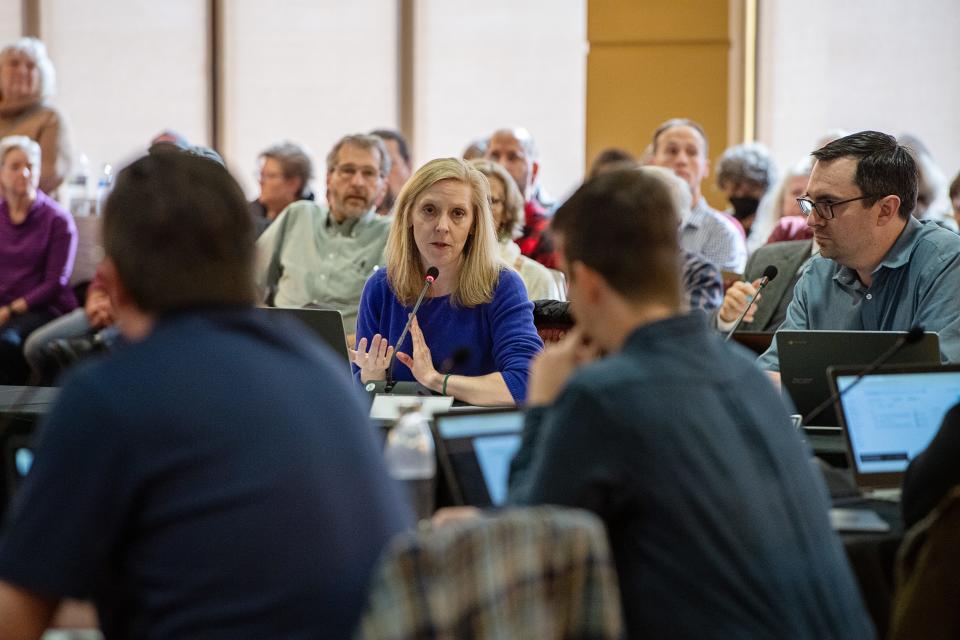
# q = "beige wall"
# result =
<box><xmin>413</xmin><ymin>0</ymin><xmax>587</xmax><ymax>202</ymax></box>
<box><xmin>587</xmin><ymin>0</ymin><xmax>738</xmax><ymax>209</ymax></box>
<box><xmin>39</xmin><ymin>0</ymin><xmax>209</xmax><ymax>176</ymax></box>
<box><xmin>0</xmin><ymin>2</ymin><xmax>22</xmax><ymax>45</ymax></box>
<box><xmin>757</xmin><ymin>0</ymin><xmax>960</xmax><ymax>184</ymax></box>
<box><xmin>221</xmin><ymin>0</ymin><xmax>399</xmax><ymax>199</ymax></box>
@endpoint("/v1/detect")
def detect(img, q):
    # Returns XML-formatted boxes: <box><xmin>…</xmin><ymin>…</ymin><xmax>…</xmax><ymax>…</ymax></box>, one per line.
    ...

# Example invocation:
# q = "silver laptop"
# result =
<box><xmin>256</xmin><ymin>307</ymin><xmax>350</xmax><ymax>365</ymax></box>
<box><xmin>828</xmin><ymin>364</ymin><xmax>960</xmax><ymax>492</ymax></box>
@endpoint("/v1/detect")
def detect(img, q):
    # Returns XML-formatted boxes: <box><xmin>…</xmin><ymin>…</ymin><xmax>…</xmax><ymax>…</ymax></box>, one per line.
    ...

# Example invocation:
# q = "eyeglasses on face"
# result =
<box><xmin>334</xmin><ymin>164</ymin><xmax>381</xmax><ymax>181</ymax></box>
<box><xmin>796</xmin><ymin>194</ymin><xmax>874</xmax><ymax>220</ymax></box>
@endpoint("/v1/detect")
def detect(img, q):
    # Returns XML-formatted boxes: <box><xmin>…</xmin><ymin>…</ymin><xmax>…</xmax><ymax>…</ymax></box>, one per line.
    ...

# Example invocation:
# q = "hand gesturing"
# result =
<box><xmin>394</xmin><ymin>316</ymin><xmax>440</xmax><ymax>391</ymax></box>
<box><xmin>350</xmin><ymin>333</ymin><xmax>395</xmax><ymax>383</ymax></box>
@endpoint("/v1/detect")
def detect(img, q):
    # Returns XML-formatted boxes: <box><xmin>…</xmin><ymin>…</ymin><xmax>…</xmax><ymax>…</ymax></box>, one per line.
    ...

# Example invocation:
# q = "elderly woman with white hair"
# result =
<box><xmin>352</xmin><ymin>157</ymin><xmax>542</xmax><ymax>406</ymax></box>
<box><xmin>470</xmin><ymin>159</ymin><xmax>563</xmax><ymax>301</ymax></box>
<box><xmin>0</xmin><ymin>37</ymin><xmax>73</xmax><ymax>194</ymax></box>
<box><xmin>0</xmin><ymin>135</ymin><xmax>77</xmax><ymax>383</ymax></box>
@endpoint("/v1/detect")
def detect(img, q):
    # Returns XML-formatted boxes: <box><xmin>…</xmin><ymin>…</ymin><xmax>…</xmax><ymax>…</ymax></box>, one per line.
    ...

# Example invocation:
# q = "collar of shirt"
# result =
<box><xmin>325</xmin><ymin>207</ymin><xmax>375</xmax><ymax>237</ymax></box>
<box><xmin>681</xmin><ymin>199</ymin><xmax>710</xmax><ymax>230</ymax></box>
<box><xmin>833</xmin><ymin>216</ymin><xmax>920</xmax><ymax>291</ymax></box>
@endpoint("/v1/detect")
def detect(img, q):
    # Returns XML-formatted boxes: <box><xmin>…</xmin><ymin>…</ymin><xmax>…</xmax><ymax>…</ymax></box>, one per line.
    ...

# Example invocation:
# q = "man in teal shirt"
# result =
<box><xmin>758</xmin><ymin>130</ymin><xmax>960</xmax><ymax>373</ymax></box>
<box><xmin>255</xmin><ymin>133</ymin><xmax>393</xmax><ymax>334</ymax></box>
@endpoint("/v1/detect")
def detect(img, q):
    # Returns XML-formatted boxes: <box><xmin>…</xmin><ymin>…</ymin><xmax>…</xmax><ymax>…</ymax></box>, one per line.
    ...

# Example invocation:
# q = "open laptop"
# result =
<box><xmin>827</xmin><ymin>364</ymin><xmax>960</xmax><ymax>493</ymax></box>
<box><xmin>777</xmin><ymin>330</ymin><xmax>940</xmax><ymax>427</ymax></box>
<box><xmin>431</xmin><ymin>409</ymin><xmax>525</xmax><ymax>507</ymax></box>
<box><xmin>256</xmin><ymin>308</ymin><xmax>350</xmax><ymax>365</ymax></box>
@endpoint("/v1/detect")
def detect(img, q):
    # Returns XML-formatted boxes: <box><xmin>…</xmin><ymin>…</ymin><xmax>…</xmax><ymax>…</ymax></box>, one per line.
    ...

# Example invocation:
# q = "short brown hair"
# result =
<box><xmin>103</xmin><ymin>152</ymin><xmax>255</xmax><ymax>313</ymax></box>
<box><xmin>552</xmin><ymin>169</ymin><xmax>682</xmax><ymax>307</ymax></box>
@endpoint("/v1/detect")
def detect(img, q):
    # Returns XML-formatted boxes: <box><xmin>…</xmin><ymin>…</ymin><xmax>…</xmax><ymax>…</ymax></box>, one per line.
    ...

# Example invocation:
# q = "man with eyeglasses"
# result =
<box><xmin>255</xmin><ymin>133</ymin><xmax>392</xmax><ymax>334</ymax></box>
<box><xmin>756</xmin><ymin>130</ymin><xmax>960</xmax><ymax>375</ymax></box>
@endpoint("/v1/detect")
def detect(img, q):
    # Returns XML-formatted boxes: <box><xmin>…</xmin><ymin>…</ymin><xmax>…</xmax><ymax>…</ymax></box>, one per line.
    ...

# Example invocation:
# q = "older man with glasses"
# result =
<box><xmin>255</xmin><ymin>133</ymin><xmax>392</xmax><ymax>334</ymax></box>
<box><xmin>755</xmin><ymin>130</ymin><xmax>960</xmax><ymax>376</ymax></box>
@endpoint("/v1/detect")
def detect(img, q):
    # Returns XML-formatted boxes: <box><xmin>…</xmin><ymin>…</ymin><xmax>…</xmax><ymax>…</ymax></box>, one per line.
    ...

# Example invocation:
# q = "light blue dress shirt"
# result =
<box><xmin>758</xmin><ymin>217</ymin><xmax>960</xmax><ymax>371</ymax></box>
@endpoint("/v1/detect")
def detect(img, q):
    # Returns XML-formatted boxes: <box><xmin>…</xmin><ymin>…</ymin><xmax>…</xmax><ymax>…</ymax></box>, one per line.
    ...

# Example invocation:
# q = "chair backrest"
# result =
<box><xmin>889</xmin><ymin>485</ymin><xmax>960</xmax><ymax>640</ymax></box>
<box><xmin>355</xmin><ymin>506</ymin><xmax>624</xmax><ymax>640</ymax></box>
<box><xmin>70</xmin><ymin>215</ymin><xmax>103</xmax><ymax>287</ymax></box>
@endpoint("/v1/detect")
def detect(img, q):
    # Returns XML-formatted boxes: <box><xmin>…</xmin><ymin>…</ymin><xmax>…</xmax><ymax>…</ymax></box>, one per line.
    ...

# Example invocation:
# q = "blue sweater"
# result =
<box><xmin>355</xmin><ymin>268</ymin><xmax>543</xmax><ymax>403</ymax></box>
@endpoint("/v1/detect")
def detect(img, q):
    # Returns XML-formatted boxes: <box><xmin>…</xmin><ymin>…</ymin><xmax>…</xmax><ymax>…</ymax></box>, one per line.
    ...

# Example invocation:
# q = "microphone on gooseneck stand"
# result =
<box><xmin>725</xmin><ymin>265</ymin><xmax>778</xmax><ymax>342</ymax></box>
<box><xmin>384</xmin><ymin>266</ymin><xmax>440</xmax><ymax>393</ymax></box>
<box><xmin>801</xmin><ymin>325</ymin><xmax>926</xmax><ymax>427</ymax></box>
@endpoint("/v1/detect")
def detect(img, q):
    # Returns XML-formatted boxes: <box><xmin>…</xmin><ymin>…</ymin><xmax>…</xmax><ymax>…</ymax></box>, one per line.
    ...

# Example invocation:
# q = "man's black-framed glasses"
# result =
<box><xmin>796</xmin><ymin>195</ymin><xmax>873</xmax><ymax>220</ymax></box>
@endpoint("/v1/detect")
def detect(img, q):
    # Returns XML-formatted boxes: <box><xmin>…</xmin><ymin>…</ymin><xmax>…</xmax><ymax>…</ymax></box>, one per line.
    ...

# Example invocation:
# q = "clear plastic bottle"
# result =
<box><xmin>95</xmin><ymin>163</ymin><xmax>113</xmax><ymax>216</ymax></box>
<box><xmin>383</xmin><ymin>403</ymin><xmax>436</xmax><ymax>520</ymax></box>
<box><xmin>66</xmin><ymin>153</ymin><xmax>91</xmax><ymax>216</ymax></box>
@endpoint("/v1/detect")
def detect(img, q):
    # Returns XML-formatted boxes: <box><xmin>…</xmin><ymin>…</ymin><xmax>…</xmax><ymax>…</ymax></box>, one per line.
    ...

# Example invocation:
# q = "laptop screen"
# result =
<box><xmin>433</xmin><ymin>410</ymin><xmax>524</xmax><ymax>507</ymax></box>
<box><xmin>835</xmin><ymin>369</ymin><xmax>960</xmax><ymax>477</ymax></box>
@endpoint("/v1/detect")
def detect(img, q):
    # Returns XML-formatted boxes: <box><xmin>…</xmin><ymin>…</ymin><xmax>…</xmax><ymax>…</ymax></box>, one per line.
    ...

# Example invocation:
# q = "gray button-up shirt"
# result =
<box><xmin>759</xmin><ymin>217</ymin><xmax>960</xmax><ymax>370</ymax></box>
<box><xmin>255</xmin><ymin>201</ymin><xmax>391</xmax><ymax>332</ymax></box>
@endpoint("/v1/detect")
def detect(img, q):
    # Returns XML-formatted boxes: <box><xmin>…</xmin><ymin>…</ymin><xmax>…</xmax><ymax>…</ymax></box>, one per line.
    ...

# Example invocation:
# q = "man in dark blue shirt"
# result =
<box><xmin>508</xmin><ymin>168</ymin><xmax>874</xmax><ymax>638</ymax></box>
<box><xmin>0</xmin><ymin>151</ymin><xmax>411</xmax><ymax>638</ymax></box>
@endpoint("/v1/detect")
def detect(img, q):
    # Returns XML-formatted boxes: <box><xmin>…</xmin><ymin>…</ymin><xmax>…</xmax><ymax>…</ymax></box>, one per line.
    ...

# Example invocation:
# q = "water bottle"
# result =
<box><xmin>66</xmin><ymin>153</ymin><xmax>91</xmax><ymax>217</ymax></box>
<box><xmin>95</xmin><ymin>163</ymin><xmax>113</xmax><ymax>216</ymax></box>
<box><xmin>383</xmin><ymin>403</ymin><xmax>436</xmax><ymax>520</ymax></box>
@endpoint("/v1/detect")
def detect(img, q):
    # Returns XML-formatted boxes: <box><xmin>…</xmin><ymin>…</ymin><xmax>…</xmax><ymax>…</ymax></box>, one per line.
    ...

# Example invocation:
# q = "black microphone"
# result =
<box><xmin>725</xmin><ymin>265</ymin><xmax>778</xmax><ymax>341</ymax></box>
<box><xmin>801</xmin><ymin>326</ymin><xmax>925</xmax><ymax>426</ymax></box>
<box><xmin>384</xmin><ymin>266</ymin><xmax>439</xmax><ymax>393</ymax></box>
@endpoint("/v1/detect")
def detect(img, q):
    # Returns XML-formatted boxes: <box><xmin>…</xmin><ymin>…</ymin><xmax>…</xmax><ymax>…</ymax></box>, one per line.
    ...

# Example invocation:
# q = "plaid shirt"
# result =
<box><xmin>517</xmin><ymin>200</ymin><xmax>559</xmax><ymax>269</ymax></box>
<box><xmin>355</xmin><ymin>507</ymin><xmax>624</xmax><ymax>639</ymax></box>
<box><xmin>682</xmin><ymin>250</ymin><xmax>723</xmax><ymax>312</ymax></box>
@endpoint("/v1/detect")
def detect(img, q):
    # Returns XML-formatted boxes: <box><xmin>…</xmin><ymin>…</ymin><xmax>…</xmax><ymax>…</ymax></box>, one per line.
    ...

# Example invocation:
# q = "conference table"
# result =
<box><xmin>1</xmin><ymin>386</ymin><xmax>903</xmax><ymax>636</ymax></box>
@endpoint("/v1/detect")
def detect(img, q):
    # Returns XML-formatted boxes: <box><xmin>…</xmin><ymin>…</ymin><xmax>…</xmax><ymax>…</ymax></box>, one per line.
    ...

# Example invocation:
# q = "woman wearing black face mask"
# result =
<box><xmin>716</xmin><ymin>142</ymin><xmax>777</xmax><ymax>241</ymax></box>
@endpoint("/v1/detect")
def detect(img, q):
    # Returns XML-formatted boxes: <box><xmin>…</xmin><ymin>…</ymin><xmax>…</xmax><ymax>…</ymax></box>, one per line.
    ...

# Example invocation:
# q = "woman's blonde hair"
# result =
<box><xmin>386</xmin><ymin>157</ymin><xmax>501</xmax><ymax>307</ymax></box>
<box><xmin>469</xmin><ymin>158</ymin><xmax>524</xmax><ymax>240</ymax></box>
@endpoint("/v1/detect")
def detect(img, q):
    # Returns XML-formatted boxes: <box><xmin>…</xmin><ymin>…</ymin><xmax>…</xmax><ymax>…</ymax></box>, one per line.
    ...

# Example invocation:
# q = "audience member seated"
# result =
<box><xmin>249</xmin><ymin>140</ymin><xmax>314</xmax><ymax>236</ymax></box>
<box><xmin>0</xmin><ymin>135</ymin><xmax>76</xmax><ymax>384</ymax></box>
<box><xmin>902</xmin><ymin>403</ymin><xmax>960</xmax><ymax>529</ymax></box>
<box><xmin>485</xmin><ymin>127</ymin><xmax>558</xmax><ymax>268</ymax></box>
<box><xmin>715</xmin><ymin>141</ymin><xmax>778</xmax><ymax>241</ymax></box>
<box><xmin>649</xmin><ymin>118</ymin><xmax>747</xmax><ymax>272</ymax></box>
<box><xmin>0</xmin><ymin>150</ymin><xmax>411</xmax><ymax>638</ymax></box>
<box><xmin>353</xmin><ymin>158</ymin><xmax>542</xmax><ymax>406</ymax></box>
<box><xmin>370</xmin><ymin>128</ymin><xmax>412</xmax><ymax>216</ymax></box>
<box><xmin>255</xmin><ymin>133</ymin><xmax>392</xmax><ymax>334</ymax></box>
<box><xmin>0</xmin><ymin>38</ymin><xmax>72</xmax><ymax>195</ymax></box>
<box><xmin>716</xmin><ymin>238</ymin><xmax>815</xmax><ymax>333</ymax></box>
<box><xmin>645</xmin><ymin>166</ymin><xmax>724</xmax><ymax>313</ymax></box>
<box><xmin>758</xmin><ymin>130</ymin><xmax>960</xmax><ymax>374</ymax></box>
<box><xmin>23</xmin><ymin>268</ymin><xmax>118</xmax><ymax>383</ymax></box>
<box><xmin>586</xmin><ymin>147</ymin><xmax>635</xmax><ymax>180</ymax></box>
<box><xmin>506</xmin><ymin>167</ymin><xmax>874</xmax><ymax>639</ymax></box>
<box><xmin>470</xmin><ymin>159</ymin><xmax>563</xmax><ymax>300</ymax></box>
<box><xmin>749</xmin><ymin>157</ymin><xmax>814</xmax><ymax>251</ymax></box>
<box><xmin>461</xmin><ymin>136</ymin><xmax>487</xmax><ymax>161</ymax></box>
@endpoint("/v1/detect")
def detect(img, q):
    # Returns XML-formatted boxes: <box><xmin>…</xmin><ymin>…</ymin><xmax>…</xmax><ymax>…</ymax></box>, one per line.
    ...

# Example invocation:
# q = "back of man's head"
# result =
<box><xmin>103</xmin><ymin>151</ymin><xmax>255</xmax><ymax>313</ymax></box>
<box><xmin>812</xmin><ymin>130</ymin><xmax>918</xmax><ymax>219</ymax></box>
<box><xmin>553</xmin><ymin>169</ymin><xmax>682</xmax><ymax>308</ymax></box>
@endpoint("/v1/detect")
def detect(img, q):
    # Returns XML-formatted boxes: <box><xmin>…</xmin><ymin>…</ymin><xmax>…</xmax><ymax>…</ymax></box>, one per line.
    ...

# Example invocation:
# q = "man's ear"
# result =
<box><xmin>571</xmin><ymin>261</ymin><xmax>604</xmax><ymax>304</ymax></box>
<box><xmin>530</xmin><ymin>161</ymin><xmax>540</xmax><ymax>189</ymax></box>
<box><xmin>876</xmin><ymin>194</ymin><xmax>903</xmax><ymax>226</ymax></box>
<box><xmin>99</xmin><ymin>257</ymin><xmax>132</xmax><ymax>310</ymax></box>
